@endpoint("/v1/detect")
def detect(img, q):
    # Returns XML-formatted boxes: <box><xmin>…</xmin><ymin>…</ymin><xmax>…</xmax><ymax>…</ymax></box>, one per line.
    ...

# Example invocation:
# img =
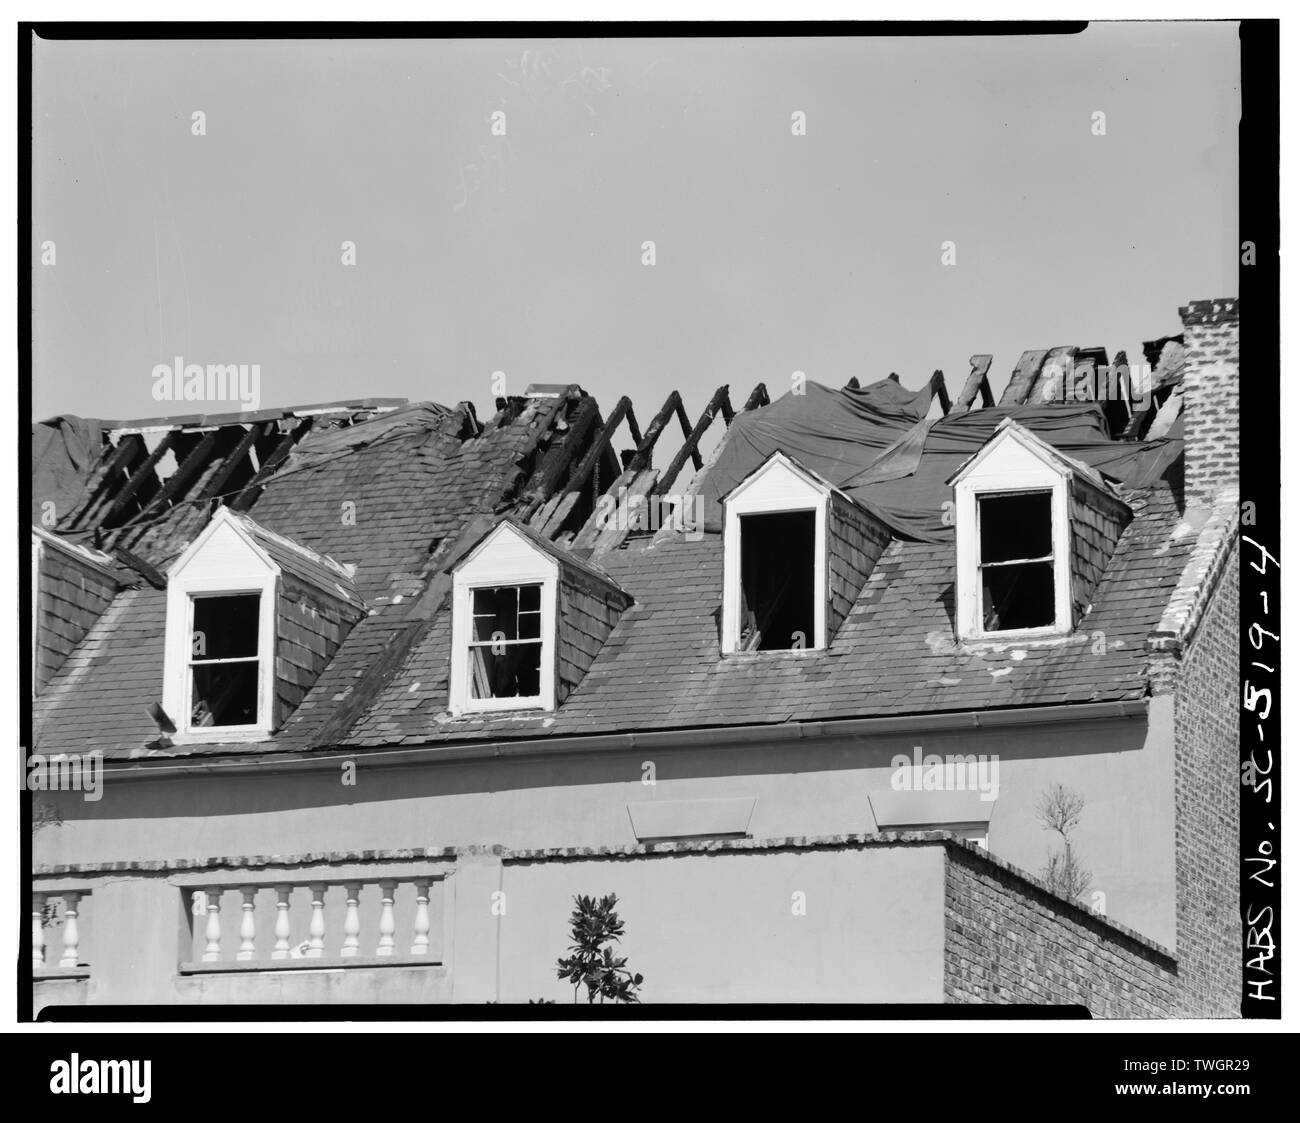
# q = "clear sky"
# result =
<box><xmin>32</xmin><ymin>25</ymin><xmax>1239</xmax><ymax>454</ymax></box>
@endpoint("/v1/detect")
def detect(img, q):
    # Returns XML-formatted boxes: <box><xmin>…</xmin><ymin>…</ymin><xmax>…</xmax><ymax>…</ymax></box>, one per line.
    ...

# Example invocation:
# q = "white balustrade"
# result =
<box><xmin>341</xmin><ymin>884</ymin><xmax>361</xmax><ymax>957</ymax></box>
<box><xmin>182</xmin><ymin>876</ymin><xmax>441</xmax><ymax>968</ymax></box>
<box><xmin>376</xmin><ymin>881</ymin><xmax>396</xmax><ymax>956</ymax></box>
<box><xmin>272</xmin><ymin>887</ymin><xmax>292</xmax><ymax>960</ymax></box>
<box><xmin>237</xmin><ymin>888</ymin><xmax>257</xmax><ymax>961</ymax></box>
<box><xmin>32</xmin><ymin>893</ymin><xmax>45</xmax><ymax>969</ymax></box>
<box><xmin>203</xmin><ymin>889</ymin><xmax>222</xmax><ymax>962</ymax></box>
<box><xmin>59</xmin><ymin>892</ymin><xmax>82</xmax><ymax>968</ymax></box>
<box><xmin>307</xmin><ymin>884</ymin><xmax>327</xmax><ymax>958</ymax></box>
<box><xmin>411</xmin><ymin>881</ymin><xmax>431</xmax><ymax>956</ymax></box>
<box><xmin>30</xmin><ymin>891</ymin><xmax>93</xmax><ymax>973</ymax></box>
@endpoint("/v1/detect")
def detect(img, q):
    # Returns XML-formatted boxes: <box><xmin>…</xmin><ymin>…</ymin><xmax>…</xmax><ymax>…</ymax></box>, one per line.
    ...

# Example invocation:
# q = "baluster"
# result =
<box><xmin>59</xmin><ymin>892</ymin><xmax>81</xmax><ymax>968</ymax></box>
<box><xmin>203</xmin><ymin>889</ymin><xmax>223</xmax><ymax>962</ymax></box>
<box><xmin>237</xmin><ymin>887</ymin><xmax>257</xmax><ymax>961</ymax></box>
<box><xmin>307</xmin><ymin>884</ymin><xmax>326</xmax><ymax>958</ymax></box>
<box><xmin>32</xmin><ymin>892</ymin><xmax>46</xmax><ymax>969</ymax></box>
<box><xmin>341</xmin><ymin>883</ymin><xmax>361</xmax><ymax>957</ymax></box>
<box><xmin>376</xmin><ymin>880</ymin><xmax>396</xmax><ymax>956</ymax></box>
<box><xmin>272</xmin><ymin>887</ymin><xmax>292</xmax><ymax>960</ymax></box>
<box><xmin>410</xmin><ymin>881</ymin><xmax>431</xmax><ymax>956</ymax></box>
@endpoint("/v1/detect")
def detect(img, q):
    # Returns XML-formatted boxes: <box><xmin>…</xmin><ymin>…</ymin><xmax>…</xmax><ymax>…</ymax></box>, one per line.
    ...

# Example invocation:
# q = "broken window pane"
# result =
<box><xmin>190</xmin><ymin>662</ymin><xmax>260</xmax><ymax>727</ymax></box>
<box><xmin>978</xmin><ymin>491</ymin><xmax>1053</xmax><ymax>563</ymax></box>
<box><xmin>192</xmin><ymin>594</ymin><xmax>259</xmax><ymax>659</ymax></box>
<box><xmin>981</xmin><ymin>561</ymin><xmax>1055</xmax><ymax>631</ymax></box>
<box><xmin>977</xmin><ymin>492</ymin><xmax>1056</xmax><ymax>631</ymax></box>
<box><xmin>738</xmin><ymin>510</ymin><xmax>815</xmax><ymax>651</ymax></box>
<box><xmin>468</xmin><ymin>584</ymin><xmax>544</xmax><ymax>698</ymax></box>
<box><xmin>189</xmin><ymin>593</ymin><xmax>261</xmax><ymax>727</ymax></box>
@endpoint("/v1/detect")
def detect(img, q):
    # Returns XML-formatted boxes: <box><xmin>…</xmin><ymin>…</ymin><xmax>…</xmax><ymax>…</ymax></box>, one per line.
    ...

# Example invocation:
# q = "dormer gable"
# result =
<box><xmin>948</xmin><ymin>419</ymin><xmax>1132</xmax><ymax>640</ymax></box>
<box><xmin>449</xmin><ymin>518</ymin><xmax>632</xmax><ymax>715</ymax></box>
<box><xmin>162</xmin><ymin>508</ymin><xmax>365</xmax><ymax>742</ymax></box>
<box><xmin>721</xmin><ymin>451</ymin><xmax>892</xmax><ymax>654</ymax></box>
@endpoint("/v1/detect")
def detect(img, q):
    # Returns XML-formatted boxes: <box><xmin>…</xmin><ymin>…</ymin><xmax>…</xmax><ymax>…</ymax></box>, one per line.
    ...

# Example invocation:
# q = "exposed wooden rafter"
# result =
<box><xmin>121</xmin><ymin>431</ymin><xmax>222</xmax><ymax>527</ymax></box>
<box><xmin>657</xmin><ymin>384</ymin><xmax>732</xmax><ymax>496</ymax></box>
<box><xmin>229</xmin><ymin>419</ymin><xmax>315</xmax><ymax>512</ymax></box>
<box><xmin>97</xmin><ymin>431</ymin><xmax>178</xmax><ymax>528</ymax></box>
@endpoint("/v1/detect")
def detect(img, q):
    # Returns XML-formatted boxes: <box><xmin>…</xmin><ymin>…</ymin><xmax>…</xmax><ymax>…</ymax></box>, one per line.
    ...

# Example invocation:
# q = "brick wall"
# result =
<box><xmin>828</xmin><ymin>492</ymin><xmax>891</xmax><ymax>639</ymax></box>
<box><xmin>1069</xmin><ymin>479</ymin><xmax>1131</xmax><ymax>626</ymax></box>
<box><xmin>36</xmin><ymin>547</ymin><xmax>118</xmax><ymax>693</ymax></box>
<box><xmin>1171</xmin><ymin>547</ymin><xmax>1241</xmax><ymax>1016</ymax></box>
<box><xmin>1179</xmin><ymin>299</ymin><xmax>1239</xmax><ymax>510</ymax></box>
<box><xmin>943</xmin><ymin>842</ymin><xmax>1177</xmax><ymax>1016</ymax></box>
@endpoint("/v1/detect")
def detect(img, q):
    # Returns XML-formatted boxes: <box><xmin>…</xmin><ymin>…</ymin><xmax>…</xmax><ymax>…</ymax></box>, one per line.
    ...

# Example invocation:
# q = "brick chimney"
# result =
<box><xmin>1177</xmin><ymin>298</ymin><xmax>1239</xmax><ymax>509</ymax></box>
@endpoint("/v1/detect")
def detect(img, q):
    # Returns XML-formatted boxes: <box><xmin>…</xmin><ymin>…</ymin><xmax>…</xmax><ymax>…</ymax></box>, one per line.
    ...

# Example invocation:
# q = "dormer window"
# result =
<box><xmin>451</xmin><ymin>530</ymin><xmax>556</xmax><ymax>714</ymax></box>
<box><xmin>468</xmin><ymin>583</ymin><xmax>545</xmax><ymax>702</ymax></box>
<box><xmin>976</xmin><ymin>490</ymin><xmax>1056</xmax><ymax>631</ymax></box>
<box><xmin>163</xmin><ymin>509</ymin><xmax>365</xmax><ymax>743</ymax></box>
<box><xmin>449</xmin><ymin>519</ymin><xmax>631</xmax><ymax>716</ymax></box>
<box><xmin>950</xmin><ymin>420</ymin><xmax>1131</xmax><ymax>642</ymax></box>
<box><xmin>739</xmin><ymin>509</ymin><xmax>816</xmax><ymax>650</ymax></box>
<box><xmin>188</xmin><ymin>593</ymin><xmax>264</xmax><ymax>727</ymax></box>
<box><xmin>721</xmin><ymin>451</ymin><xmax>891</xmax><ymax>655</ymax></box>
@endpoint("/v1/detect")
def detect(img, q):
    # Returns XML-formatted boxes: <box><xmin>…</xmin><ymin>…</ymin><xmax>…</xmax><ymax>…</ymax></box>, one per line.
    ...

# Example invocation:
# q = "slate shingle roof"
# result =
<box><xmin>32</xmin><ymin>390</ymin><xmax>1194</xmax><ymax>761</ymax></box>
<box><xmin>343</xmin><ymin>477</ymin><xmax>1188</xmax><ymax>746</ymax></box>
<box><xmin>220</xmin><ymin>512</ymin><xmax>364</xmax><ymax>610</ymax></box>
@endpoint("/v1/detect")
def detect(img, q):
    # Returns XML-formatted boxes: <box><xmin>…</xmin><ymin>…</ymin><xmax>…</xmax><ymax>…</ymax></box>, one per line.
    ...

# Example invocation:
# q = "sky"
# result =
<box><xmin>32</xmin><ymin>25</ymin><xmax>1240</xmax><ymax>470</ymax></box>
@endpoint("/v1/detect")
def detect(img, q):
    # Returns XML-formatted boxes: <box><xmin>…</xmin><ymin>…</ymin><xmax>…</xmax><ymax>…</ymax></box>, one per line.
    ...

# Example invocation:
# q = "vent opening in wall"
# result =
<box><xmin>977</xmin><ymin>491</ymin><xmax>1055</xmax><ymax>631</ymax></box>
<box><xmin>468</xmin><ymin>583</ymin><xmax>544</xmax><ymax>700</ymax></box>
<box><xmin>189</xmin><ymin>593</ymin><xmax>261</xmax><ymax>727</ymax></box>
<box><xmin>739</xmin><ymin>510</ymin><xmax>815</xmax><ymax>651</ymax></box>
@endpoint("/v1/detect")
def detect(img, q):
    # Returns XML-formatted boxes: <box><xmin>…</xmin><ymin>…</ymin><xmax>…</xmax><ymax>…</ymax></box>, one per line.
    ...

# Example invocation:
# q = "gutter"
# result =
<box><xmin>99</xmin><ymin>698</ymin><xmax>1148</xmax><ymax>780</ymax></box>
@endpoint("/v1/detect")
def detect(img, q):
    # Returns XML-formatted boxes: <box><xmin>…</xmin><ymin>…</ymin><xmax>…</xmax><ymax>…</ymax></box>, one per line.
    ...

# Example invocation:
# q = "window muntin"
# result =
<box><xmin>188</xmin><ymin>593</ymin><xmax>261</xmax><ymax>728</ymax></box>
<box><xmin>738</xmin><ymin>510</ymin><xmax>816</xmax><ymax>651</ymax></box>
<box><xmin>976</xmin><ymin>491</ymin><xmax>1056</xmax><ymax>632</ymax></box>
<box><xmin>467</xmin><ymin>584</ymin><xmax>544</xmax><ymax>700</ymax></box>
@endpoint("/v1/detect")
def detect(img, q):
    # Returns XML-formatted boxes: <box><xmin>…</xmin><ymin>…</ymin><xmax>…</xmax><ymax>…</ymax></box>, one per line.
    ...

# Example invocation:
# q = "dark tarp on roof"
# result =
<box><xmin>32</xmin><ymin>415</ymin><xmax>104</xmax><ymax>526</ymax></box>
<box><xmin>697</xmin><ymin>380</ymin><xmax>1183</xmax><ymax>542</ymax></box>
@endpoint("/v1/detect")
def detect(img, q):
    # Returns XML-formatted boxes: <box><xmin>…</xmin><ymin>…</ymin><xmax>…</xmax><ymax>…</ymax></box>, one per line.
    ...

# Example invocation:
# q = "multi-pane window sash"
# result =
<box><xmin>976</xmin><ymin>490</ymin><xmax>1056</xmax><ymax>632</ymax></box>
<box><xmin>188</xmin><ymin>593</ymin><xmax>262</xmax><ymax>728</ymax></box>
<box><xmin>467</xmin><ymin>584</ymin><xmax>544</xmax><ymax>700</ymax></box>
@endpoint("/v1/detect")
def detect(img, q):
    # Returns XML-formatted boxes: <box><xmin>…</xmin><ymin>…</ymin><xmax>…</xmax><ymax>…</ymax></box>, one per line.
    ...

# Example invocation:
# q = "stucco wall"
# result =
<box><xmin>33</xmin><ymin>838</ymin><xmax>947</xmax><ymax>1008</ymax></box>
<box><xmin>496</xmin><ymin>842</ymin><xmax>944</xmax><ymax>1004</ymax></box>
<box><xmin>34</xmin><ymin>837</ymin><xmax>1190</xmax><ymax>1012</ymax></box>
<box><xmin>34</xmin><ymin>711</ymin><xmax>1176</xmax><ymax>949</ymax></box>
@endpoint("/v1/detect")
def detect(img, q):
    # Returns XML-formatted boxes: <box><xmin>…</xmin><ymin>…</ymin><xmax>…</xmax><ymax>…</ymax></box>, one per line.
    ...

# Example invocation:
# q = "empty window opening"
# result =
<box><xmin>189</xmin><ymin>594</ymin><xmax>261</xmax><ymax>727</ymax></box>
<box><xmin>977</xmin><ymin>491</ymin><xmax>1055</xmax><ymax>631</ymax></box>
<box><xmin>739</xmin><ymin>510</ymin><xmax>815</xmax><ymax>651</ymax></box>
<box><xmin>468</xmin><ymin>584</ymin><xmax>543</xmax><ymax>699</ymax></box>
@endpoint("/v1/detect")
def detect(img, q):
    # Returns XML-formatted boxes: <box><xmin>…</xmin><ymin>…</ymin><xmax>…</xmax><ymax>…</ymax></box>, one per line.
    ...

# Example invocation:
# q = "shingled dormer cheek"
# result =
<box><xmin>160</xmin><ymin>508</ymin><xmax>365</xmax><ymax>744</ymax></box>
<box><xmin>949</xmin><ymin>421</ymin><xmax>1132</xmax><ymax>643</ymax></box>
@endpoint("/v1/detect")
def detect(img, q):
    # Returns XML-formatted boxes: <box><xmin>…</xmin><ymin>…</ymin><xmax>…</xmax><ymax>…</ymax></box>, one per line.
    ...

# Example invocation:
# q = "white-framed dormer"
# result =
<box><xmin>721</xmin><ymin>451</ymin><xmax>830</xmax><ymax>654</ymax></box>
<box><xmin>950</xmin><ymin>419</ymin><xmax>1121</xmax><ymax>642</ymax></box>
<box><xmin>164</xmin><ymin>509</ymin><xmax>280</xmax><ymax>743</ymax></box>
<box><xmin>449</xmin><ymin>521</ymin><xmax>559</xmax><ymax>715</ymax></box>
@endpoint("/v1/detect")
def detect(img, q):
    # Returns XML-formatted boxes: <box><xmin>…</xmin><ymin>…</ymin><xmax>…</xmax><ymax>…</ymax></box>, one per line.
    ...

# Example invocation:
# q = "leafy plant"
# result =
<box><xmin>555</xmin><ymin>893</ymin><xmax>644</xmax><ymax>1004</ymax></box>
<box><xmin>1036</xmin><ymin>783</ymin><xmax>1092</xmax><ymax>902</ymax></box>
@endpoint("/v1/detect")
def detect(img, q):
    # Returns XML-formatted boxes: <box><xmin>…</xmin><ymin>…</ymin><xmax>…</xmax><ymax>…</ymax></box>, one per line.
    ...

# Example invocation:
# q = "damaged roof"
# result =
<box><xmin>31</xmin><ymin>351</ymin><xmax>1197</xmax><ymax>761</ymax></box>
